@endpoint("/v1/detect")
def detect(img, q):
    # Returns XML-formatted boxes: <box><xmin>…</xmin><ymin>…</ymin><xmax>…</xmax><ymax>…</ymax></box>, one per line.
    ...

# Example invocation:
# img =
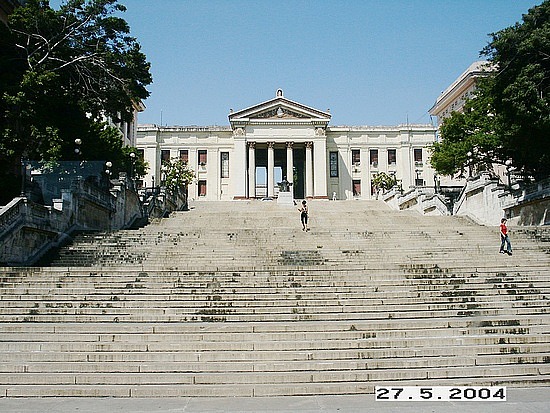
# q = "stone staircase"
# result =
<box><xmin>0</xmin><ymin>200</ymin><xmax>549</xmax><ymax>397</ymax></box>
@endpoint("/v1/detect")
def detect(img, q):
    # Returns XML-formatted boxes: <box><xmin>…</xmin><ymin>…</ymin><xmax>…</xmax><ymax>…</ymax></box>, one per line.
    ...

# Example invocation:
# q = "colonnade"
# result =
<box><xmin>247</xmin><ymin>141</ymin><xmax>314</xmax><ymax>199</ymax></box>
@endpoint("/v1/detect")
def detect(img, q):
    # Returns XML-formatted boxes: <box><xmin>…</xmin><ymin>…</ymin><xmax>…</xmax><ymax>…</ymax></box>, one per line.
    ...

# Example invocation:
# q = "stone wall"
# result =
<box><xmin>452</xmin><ymin>173</ymin><xmax>512</xmax><ymax>226</ymax></box>
<box><xmin>382</xmin><ymin>186</ymin><xmax>450</xmax><ymax>216</ymax></box>
<box><xmin>505</xmin><ymin>178</ymin><xmax>550</xmax><ymax>226</ymax></box>
<box><xmin>0</xmin><ymin>198</ymin><xmax>68</xmax><ymax>265</ymax></box>
<box><xmin>383</xmin><ymin>173</ymin><xmax>549</xmax><ymax>228</ymax></box>
<box><xmin>0</xmin><ymin>175</ymin><xmax>147</xmax><ymax>266</ymax></box>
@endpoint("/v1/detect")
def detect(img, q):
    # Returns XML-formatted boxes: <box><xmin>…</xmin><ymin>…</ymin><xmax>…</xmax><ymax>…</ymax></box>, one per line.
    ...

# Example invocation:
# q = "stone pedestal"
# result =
<box><xmin>277</xmin><ymin>191</ymin><xmax>294</xmax><ymax>205</ymax></box>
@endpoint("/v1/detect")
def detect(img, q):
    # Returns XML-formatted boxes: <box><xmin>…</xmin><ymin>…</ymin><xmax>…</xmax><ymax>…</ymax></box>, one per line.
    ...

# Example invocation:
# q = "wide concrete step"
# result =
<box><xmin>2</xmin><ymin>200</ymin><xmax>549</xmax><ymax>397</ymax></box>
<box><xmin>3</xmin><ymin>375</ymin><xmax>550</xmax><ymax>398</ymax></box>
<box><xmin>0</xmin><ymin>363</ymin><xmax>548</xmax><ymax>384</ymax></box>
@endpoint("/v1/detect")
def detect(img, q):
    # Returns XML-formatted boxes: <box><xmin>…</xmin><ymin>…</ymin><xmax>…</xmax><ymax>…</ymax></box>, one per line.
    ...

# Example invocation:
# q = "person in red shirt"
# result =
<box><xmin>499</xmin><ymin>218</ymin><xmax>512</xmax><ymax>255</ymax></box>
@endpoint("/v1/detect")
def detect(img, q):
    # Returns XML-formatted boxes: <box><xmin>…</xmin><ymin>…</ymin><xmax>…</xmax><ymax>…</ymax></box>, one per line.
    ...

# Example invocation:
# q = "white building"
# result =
<box><xmin>428</xmin><ymin>61</ymin><xmax>506</xmax><ymax>185</ymax></box>
<box><xmin>429</xmin><ymin>61</ymin><xmax>490</xmax><ymax>126</ymax></box>
<box><xmin>136</xmin><ymin>90</ymin><xmax>437</xmax><ymax>201</ymax></box>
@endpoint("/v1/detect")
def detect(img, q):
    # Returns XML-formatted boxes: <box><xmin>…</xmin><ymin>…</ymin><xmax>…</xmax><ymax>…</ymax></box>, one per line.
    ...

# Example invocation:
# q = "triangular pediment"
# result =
<box><xmin>255</xmin><ymin>106</ymin><xmax>310</xmax><ymax>119</ymax></box>
<box><xmin>229</xmin><ymin>91</ymin><xmax>331</xmax><ymax>124</ymax></box>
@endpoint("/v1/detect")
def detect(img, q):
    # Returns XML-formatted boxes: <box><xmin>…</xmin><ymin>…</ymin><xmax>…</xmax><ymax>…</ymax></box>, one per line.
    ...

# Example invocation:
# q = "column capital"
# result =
<box><xmin>305</xmin><ymin>141</ymin><xmax>313</xmax><ymax>149</ymax></box>
<box><xmin>267</xmin><ymin>141</ymin><xmax>275</xmax><ymax>148</ymax></box>
<box><xmin>248</xmin><ymin>141</ymin><xmax>256</xmax><ymax>149</ymax></box>
<box><xmin>286</xmin><ymin>141</ymin><xmax>294</xmax><ymax>149</ymax></box>
<box><xmin>315</xmin><ymin>127</ymin><xmax>326</xmax><ymax>137</ymax></box>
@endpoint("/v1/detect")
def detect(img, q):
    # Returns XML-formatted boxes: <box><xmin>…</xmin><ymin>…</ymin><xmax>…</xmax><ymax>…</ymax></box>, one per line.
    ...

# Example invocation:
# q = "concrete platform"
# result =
<box><xmin>0</xmin><ymin>387</ymin><xmax>548</xmax><ymax>412</ymax></box>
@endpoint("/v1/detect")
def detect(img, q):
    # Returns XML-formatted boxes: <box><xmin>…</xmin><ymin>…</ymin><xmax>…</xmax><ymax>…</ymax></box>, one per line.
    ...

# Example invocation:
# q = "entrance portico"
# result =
<box><xmin>230</xmin><ymin>89</ymin><xmax>331</xmax><ymax>199</ymax></box>
<box><xmin>246</xmin><ymin>140</ymin><xmax>311</xmax><ymax>199</ymax></box>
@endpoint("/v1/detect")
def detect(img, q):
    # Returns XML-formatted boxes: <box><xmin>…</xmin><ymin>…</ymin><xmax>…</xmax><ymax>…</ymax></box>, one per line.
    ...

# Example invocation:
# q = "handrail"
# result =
<box><xmin>0</xmin><ymin>197</ymin><xmax>26</xmax><ymax>240</ymax></box>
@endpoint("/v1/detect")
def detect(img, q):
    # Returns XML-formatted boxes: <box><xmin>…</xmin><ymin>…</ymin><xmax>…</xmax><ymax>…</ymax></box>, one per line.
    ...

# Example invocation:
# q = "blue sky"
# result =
<box><xmin>55</xmin><ymin>0</ymin><xmax>542</xmax><ymax>127</ymax></box>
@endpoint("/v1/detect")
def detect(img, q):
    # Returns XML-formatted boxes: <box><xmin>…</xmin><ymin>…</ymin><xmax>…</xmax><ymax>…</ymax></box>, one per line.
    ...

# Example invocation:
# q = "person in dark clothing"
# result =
<box><xmin>298</xmin><ymin>200</ymin><xmax>309</xmax><ymax>231</ymax></box>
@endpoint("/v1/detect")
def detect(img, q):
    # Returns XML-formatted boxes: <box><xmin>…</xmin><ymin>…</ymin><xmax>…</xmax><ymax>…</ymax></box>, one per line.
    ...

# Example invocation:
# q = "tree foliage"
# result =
<box><xmin>430</xmin><ymin>1</ymin><xmax>550</xmax><ymax>179</ymax></box>
<box><xmin>0</xmin><ymin>0</ymin><xmax>152</xmax><ymax>202</ymax></box>
<box><xmin>371</xmin><ymin>172</ymin><xmax>397</xmax><ymax>192</ymax></box>
<box><xmin>162</xmin><ymin>158</ymin><xmax>196</xmax><ymax>195</ymax></box>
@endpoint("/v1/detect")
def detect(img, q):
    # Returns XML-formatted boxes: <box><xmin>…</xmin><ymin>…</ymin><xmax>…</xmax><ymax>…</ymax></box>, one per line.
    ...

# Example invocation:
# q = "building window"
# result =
<box><xmin>351</xmin><ymin>149</ymin><xmax>360</xmax><ymax>165</ymax></box>
<box><xmin>414</xmin><ymin>148</ymin><xmax>423</xmax><ymax>164</ymax></box>
<box><xmin>161</xmin><ymin>150</ymin><xmax>170</xmax><ymax>164</ymax></box>
<box><xmin>137</xmin><ymin>149</ymin><xmax>144</xmax><ymax>160</ymax></box>
<box><xmin>198</xmin><ymin>180</ymin><xmax>207</xmax><ymax>196</ymax></box>
<box><xmin>221</xmin><ymin>152</ymin><xmax>229</xmax><ymax>178</ymax></box>
<box><xmin>388</xmin><ymin>149</ymin><xmax>396</xmax><ymax>165</ymax></box>
<box><xmin>352</xmin><ymin>180</ymin><xmax>361</xmax><ymax>197</ymax></box>
<box><xmin>329</xmin><ymin>152</ymin><xmax>339</xmax><ymax>177</ymax></box>
<box><xmin>370</xmin><ymin>149</ymin><xmax>378</xmax><ymax>167</ymax></box>
<box><xmin>198</xmin><ymin>150</ymin><xmax>207</xmax><ymax>166</ymax></box>
<box><xmin>180</xmin><ymin>149</ymin><xmax>189</xmax><ymax>164</ymax></box>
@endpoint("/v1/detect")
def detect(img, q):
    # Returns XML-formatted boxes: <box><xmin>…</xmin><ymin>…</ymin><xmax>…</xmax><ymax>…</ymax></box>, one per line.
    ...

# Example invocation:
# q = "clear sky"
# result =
<box><xmin>55</xmin><ymin>0</ymin><xmax>542</xmax><ymax>127</ymax></box>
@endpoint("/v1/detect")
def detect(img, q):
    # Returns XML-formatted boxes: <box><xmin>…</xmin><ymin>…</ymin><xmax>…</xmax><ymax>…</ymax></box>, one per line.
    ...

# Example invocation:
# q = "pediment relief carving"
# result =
<box><xmin>255</xmin><ymin>107</ymin><xmax>309</xmax><ymax>119</ymax></box>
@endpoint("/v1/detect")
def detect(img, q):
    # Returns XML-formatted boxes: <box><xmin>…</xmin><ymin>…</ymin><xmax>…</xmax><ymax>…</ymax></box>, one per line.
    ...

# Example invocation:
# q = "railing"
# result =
<box><xmin>0</xmin><ymin>198</ymin><xmax>27</xmax><ymax>241</ymax></box>
<box><xmin>139</xmin><ymin>184</ymin><xmax>187</xmax><ymax>219</ymax></box>
<box><xmin>0</xmin><ymin>173</ymin><xmax>152</xmax><ymax>265</ymax></box>
<box><xmin>452</xmin><ymin>173</ymin><xmax>497</xmax><ymax>215</ymax></box>
<box><xmin>421</xmin><ymin>193</ymin><xmax>450</xmax><ymax>215</ymax></box>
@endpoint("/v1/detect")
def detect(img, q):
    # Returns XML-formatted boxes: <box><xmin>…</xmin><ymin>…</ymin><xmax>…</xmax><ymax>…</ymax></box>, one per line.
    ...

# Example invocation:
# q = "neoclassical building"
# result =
<box><xmin>136</xmin><ymin>90</ymin><xmax>437</xmax><ymax>201</ymax></box>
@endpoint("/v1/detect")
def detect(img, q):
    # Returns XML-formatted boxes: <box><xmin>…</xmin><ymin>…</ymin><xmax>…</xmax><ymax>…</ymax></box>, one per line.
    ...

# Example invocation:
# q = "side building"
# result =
<box><xmin>136</xmin><ymin>90</ymin><xmax>437</xmax><ymax>201</ymax></box>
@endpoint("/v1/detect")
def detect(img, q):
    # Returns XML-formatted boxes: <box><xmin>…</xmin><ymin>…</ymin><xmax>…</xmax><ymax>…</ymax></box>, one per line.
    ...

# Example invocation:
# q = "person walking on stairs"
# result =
<box><xmin>298</xmin><ymin>200</ymin><xmax>309</xmax><ymax>231</ymax></box>
<box><xmin>499</xmin><ymin>218</ymin><xmax>512</xmax><ymax>255</ymax></box>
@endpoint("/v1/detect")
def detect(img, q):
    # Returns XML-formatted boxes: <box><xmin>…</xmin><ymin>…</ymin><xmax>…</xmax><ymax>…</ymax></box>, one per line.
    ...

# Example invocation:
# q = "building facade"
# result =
<box><xmin>429</xmin><ymin>61</ymin><xmax>490</xmax><ymax>126</ymax></box>
<box><xmin>428</xmin><ymin>61</ymin><xmax>506</xmax><ymax>186</ymax></box>
<box><xmin>136</xmin><ymin>90</ymin><xmax>437</xmax><ymax>201</ymax></box>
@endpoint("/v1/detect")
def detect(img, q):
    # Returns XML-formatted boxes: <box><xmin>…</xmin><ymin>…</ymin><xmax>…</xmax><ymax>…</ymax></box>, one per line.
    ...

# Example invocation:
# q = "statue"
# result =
<box><xmin>277</xmin><ymin>177</ymin><xmax>292</xmax><ymax>192</ymax></box>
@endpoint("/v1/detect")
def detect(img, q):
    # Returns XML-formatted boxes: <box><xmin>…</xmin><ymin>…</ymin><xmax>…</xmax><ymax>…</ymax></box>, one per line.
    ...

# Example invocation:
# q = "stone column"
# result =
<box><xmin>267</xmin><ymin>141</ymin><xmax>275</xmax><ymax>198</ymax></box>
<box><xmin>286</xmin><ymin>141</ymin><xmax>294</xmax><ymax>186</ymax></box>
<box><xmin>305</xmin><ymin>141</ymin><xmax>313</xmax><ymax>198</ymax></box>
<box><xmin>313</xmin><ymin>132</ymin><xmax>328</xmax><ymax>199</ymax></box>
<box><xmin>361</xmin><ymin>148</ymin><xmax>369</xmax><ymax>199</ymax></box>
<box><xmin>248</xmin><ymin>142</ymin><xmax>256</xmax><ymax>198</ymax></box>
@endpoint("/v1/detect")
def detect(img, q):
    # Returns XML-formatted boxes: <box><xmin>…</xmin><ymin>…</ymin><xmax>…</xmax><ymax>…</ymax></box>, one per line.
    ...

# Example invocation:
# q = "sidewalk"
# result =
<box><xmin>0</xmin><ymin>387</ymin><xmax>549</xmax><ymax>412</ymax></box>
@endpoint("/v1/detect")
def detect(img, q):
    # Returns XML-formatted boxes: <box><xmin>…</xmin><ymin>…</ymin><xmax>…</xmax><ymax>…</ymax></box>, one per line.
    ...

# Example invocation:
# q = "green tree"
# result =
<box><xmin>0</xmin><ymin>0</ymin><xmax>152</xmax><ymax>202</ymax></box>
<box><xmin>162</xmin><ymin>158</ymin><xmax>196</xmax><ymax>195</ymax></box>
<box><xmin>430</xmin><ymin>78</ymin><xmax>502</xmax><ymax>177</ymax></box>
<box><xmin>430</xmin><ymin>1</ymin><xmax>550</xmax><ymax>179</ymax></box>
<box><xmin>371</xmin><ymin>172</ymin><xmax>397</xmax><ymax>193</ymax></box>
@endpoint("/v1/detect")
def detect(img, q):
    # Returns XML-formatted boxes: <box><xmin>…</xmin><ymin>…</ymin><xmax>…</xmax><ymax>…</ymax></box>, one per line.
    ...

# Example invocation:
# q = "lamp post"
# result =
<box><xmin>74</xmin><ymin>138</ymin><xmax>82</xmax><ymax>177</ymax></box>
<box><xmin>129</xmin><ymin>152</ymin><xmax>136</xmax><ymax>190</ymax></box>
<box><xmin>105</xmin><ymin>161</ymin><xmax>112</xmax><ymax>187</ymax></box>
<box><xmin>20</xmin><ymin>156</ymin><xmax>28</xmax><ymax>197</ymax></box>
<box><xmin>467</xmin><ymin>151</ymin><xmax>473</xmax><ymax>178</ymax></box>
<box><xmin>74</xmin><ymin>138</ymin><xmax>82</xmax><ymax>156</ymax></box>
<box><xmin>505</xmin><ymin>159</ymin><xmax>513</xmax><ymax>191</ymax></box>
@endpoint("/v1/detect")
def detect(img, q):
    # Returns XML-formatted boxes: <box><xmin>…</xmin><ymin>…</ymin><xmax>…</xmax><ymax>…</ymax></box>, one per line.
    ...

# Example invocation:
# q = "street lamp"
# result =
<box><xmin>20</xmin><ymin>156</ymin><xmax>29</xmax><ymax>197</ymax></box>
<box><xmin>74</xmin><ymin>138</ymin><xmax>82</xmax><ymax>155</ymax></box>
<box><xmin>74</xmin><ymin>138</ymin><xmax>83</xmax><ymax>177</ymax></box>
<box><xmin>467</xmin><ymin>151</ymin><xmax>473</xmax><ymax>178</ymax></box>
<box><xmin>129</xmin><ymin>152</ymin><xmax>136</xmax><ymax>189</ymax></box>
<box><xmin>505</xmin><ymin>159</ymin><xmax>513</xmax><ymax>191</ymax></box>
